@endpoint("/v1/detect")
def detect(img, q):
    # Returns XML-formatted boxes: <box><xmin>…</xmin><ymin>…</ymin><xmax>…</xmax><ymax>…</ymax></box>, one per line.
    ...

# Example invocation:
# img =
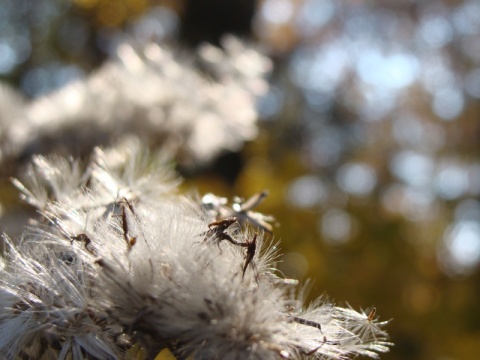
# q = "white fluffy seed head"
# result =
<box><xmin>0</xmin><ymin>235</ymin><xmax>121</xmax><ymax>360</ymax></box>
<box><xmin>2</xmin><ymin>36</ymin><xmax>269</xmax><ymax>169</ymax></box>
<box><xmin>2</xmin><ymin>147</ymin><xmax>391</xmax><ymax>359</ymax></box>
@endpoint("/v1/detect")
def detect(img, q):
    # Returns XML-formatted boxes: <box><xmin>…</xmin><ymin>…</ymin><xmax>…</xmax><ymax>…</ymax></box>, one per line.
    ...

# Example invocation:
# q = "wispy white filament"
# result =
<box><xmin>1</xmin><ymin>147</ymin><xmax>391</xmax><ymax>359</ymax></box>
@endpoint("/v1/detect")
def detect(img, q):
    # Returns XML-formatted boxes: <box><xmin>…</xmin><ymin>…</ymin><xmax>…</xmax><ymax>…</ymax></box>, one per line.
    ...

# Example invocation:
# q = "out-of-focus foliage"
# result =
<box><xmin>0</xmin><ymin>0</ymin><xmax>479</xmax><ymax>359</ymax></box>
<box><xmin>251</xmin><ymin>1</ymin><xmax>480</xmax><ymax>359</ymax></box>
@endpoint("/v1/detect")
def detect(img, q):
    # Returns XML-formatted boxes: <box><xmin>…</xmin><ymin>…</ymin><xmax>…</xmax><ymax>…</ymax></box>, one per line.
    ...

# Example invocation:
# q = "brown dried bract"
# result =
<box><xmin>70</xmin><ymin>233</ymin><xmax>95</xmax><ymax>254</ymax></box>
<box><xmin>291</xmin><ymin>315</ymin><xmax>323</xmax><ymax>334</ymax></box>
<box><xmin>242</xmin><ymin>233</ymin><xmax>257</xmax><ymax>278</ymax></box>
<box><xmin>204</xmin><ymin>217</ymin><xmax>246</xmax><ymax>248</ymax></box>
<box><xmin>115</xmin><ymin>198</ymin><xmax>137</xmax><ymax>250</ymax></box>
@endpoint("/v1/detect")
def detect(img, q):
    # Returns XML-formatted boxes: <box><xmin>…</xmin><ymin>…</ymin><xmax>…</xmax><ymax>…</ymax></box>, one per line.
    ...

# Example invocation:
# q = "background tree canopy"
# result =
<box><xmin>1</xmin><ymin>1</ymin><xmax>479</xmax><ymax>359</ymax></box>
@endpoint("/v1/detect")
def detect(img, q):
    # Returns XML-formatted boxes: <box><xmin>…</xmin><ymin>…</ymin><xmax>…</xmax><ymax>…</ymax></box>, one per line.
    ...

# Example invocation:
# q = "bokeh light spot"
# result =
<box><xmin>356</xmin><ymin>49</ymin><xmax>419</xmax><ymax>90</ymax></box>
<box><xmin>261</xmin><ymin>0</ymin><xmax>294</xmax><ymax>25</ymax></box>
<box><xmin>296</xmin><ymin>0</ymin><xmax>335</xmax><ymax>35</ymax></box>
<box><xmin>453</xmin><ymin>0</ymin><xmax>480</xmax><ymax>35</ymax></box>
<box><xmin>440</xmin><ymin>220</ymin><xmax>480</xmax><ymax>276</ymax></box>
<box><xmin>391</xmin><ymin>150</ymin><xmax>434</xmax><ymax>188</ymax></box>
<box><xmin>301</xmin><ymin>42</ymin><xmax>349</xmax><ymax>94</ymax></box>
<box><xmin>286</xmin><ymin>175</ymin><xmax>326</xmax><ymax>208</ymax></box>
<box><xmin>382</xmin><ymin>184</ymin><xmax>437</xmax><ymax>222</ymax></box>
<box><xmin>336</xmin><ymin>162</ymin><xmax>377</xmax><ymax>196</ymax></box>
<box><xmin>319</xmin><ymin>208</ymin><xmax>352</xmax><ymax>245</ymax></box>
<box><xmin>434</xmin><ymin>162</ymin><xmax>469</xmax><ymax>200</ymax></box>
<box><xmin>417</xmin><ymin>15</ymin><xmax>453</xmax><ymax>48</ymax></box>
<box><xmin>432</xmin><ymin>87</ymin><xmax>464</xmax><ymax>121</ymax></box>
<box><xmin>420</xmin><ymin>54</ymin><xmax>455</xmax><ymax>95</ymax></box>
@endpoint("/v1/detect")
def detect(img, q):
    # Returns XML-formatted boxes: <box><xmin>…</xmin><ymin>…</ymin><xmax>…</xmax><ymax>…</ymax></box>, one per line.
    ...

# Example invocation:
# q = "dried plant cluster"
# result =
<box><xmin>0</xmin><ymin>36</ymin><xmax>270</xmax><ymax>170</ymax></box>
<box><xmin>0</xmin><ymin>147</ymin><xmax>391</xmax><ymax>359</ymax></box>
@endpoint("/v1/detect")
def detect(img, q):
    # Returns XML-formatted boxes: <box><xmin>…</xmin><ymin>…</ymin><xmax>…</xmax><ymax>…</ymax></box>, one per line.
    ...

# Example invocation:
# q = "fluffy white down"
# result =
<box><xmin>1</xmin><ymin>147</ymin><xmax>391</xmax><ymax>359</ymax></box>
